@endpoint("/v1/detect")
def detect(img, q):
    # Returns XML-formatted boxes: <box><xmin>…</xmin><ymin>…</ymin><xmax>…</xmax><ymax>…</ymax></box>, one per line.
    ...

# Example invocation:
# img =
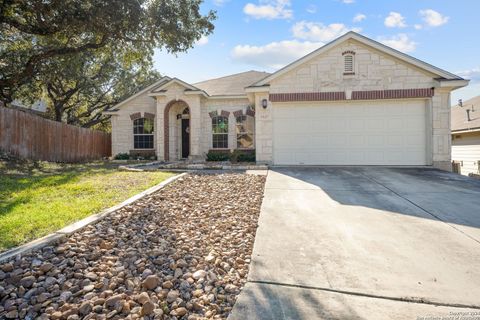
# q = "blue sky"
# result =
<box><xmin>153</xmin><ymin>0</ymin><xmax>480</xmax><ymax>103</ymax></box>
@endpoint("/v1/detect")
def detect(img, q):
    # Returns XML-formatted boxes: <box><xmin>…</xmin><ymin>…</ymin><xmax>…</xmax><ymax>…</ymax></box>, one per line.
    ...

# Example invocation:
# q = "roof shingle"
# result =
<box><xmin>193</xmin><ymin>70</ymin><xmax>270</xmax><ymax>96</ymax></box>
<box><xmin>451</xmin><ymin>95</ymin><xmax>480</xmax><ymax>132</ymax></box>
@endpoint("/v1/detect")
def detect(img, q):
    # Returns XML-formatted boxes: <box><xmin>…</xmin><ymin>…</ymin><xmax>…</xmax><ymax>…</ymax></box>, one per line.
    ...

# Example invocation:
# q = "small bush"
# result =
<box><xmin>206</xmin><ymin>150</ymin><xmax>256</xmax><ymax>163</ymax></box>
<box><xmin>231</xmin><ymin>149</ymin><xmax>255</xmax><ymax>163</ymax></box>
<box><xmin>236</xmin><ymin>151</ymin><xmax>255</xmax><ymax>163</ymax></box>
<box><xmin>206</xmin><ymin>150</ymin><xmax>230</xmax><ymax>161</ymax></box>
<box><xmin>114</xmin><ymin>153</ymin><xmax>130</xmax><ymax>160</ymax></box>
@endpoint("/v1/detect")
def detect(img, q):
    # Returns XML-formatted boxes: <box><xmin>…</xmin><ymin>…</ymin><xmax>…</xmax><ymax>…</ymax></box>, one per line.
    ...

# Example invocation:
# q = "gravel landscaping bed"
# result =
<box><xmin>0</xmin><ymin>173</ymin><xmax>266</xmax><ymax>319</ymax></box>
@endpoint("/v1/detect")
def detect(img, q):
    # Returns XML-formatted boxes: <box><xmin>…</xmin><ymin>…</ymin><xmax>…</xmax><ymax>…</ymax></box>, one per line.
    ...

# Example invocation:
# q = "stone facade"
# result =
<box><xmin>109</xmin><ymin>33</ymin><xmax>465</xmax><ymax>169</ymax></box>
<box><xmin>110</xmin><ymin>82</ymin><xmax>251</xmax><ymax>161</ymax></box>
<box><xmin>431</xmin><ymin>89</ymin><xmax>453</xmax><ymax>170</ymax></box>
<box><xmin>253</xmin><ymin>93</ymin><xmax>272</xmax><ymax>163</ymax></box>
<box><xmin>269</xmin><ymin>39</ymin><xmax>436</xmax><ymax>94</ymax></box>
<box><xmin>251</xmin><ymin>39</ymin><xmax>460</xmax><ymax>169</ymax></box>
<box><xmin>110</xmin><ymin>94</ymin><xmax>156</xmax><ymax>156</ymax></box>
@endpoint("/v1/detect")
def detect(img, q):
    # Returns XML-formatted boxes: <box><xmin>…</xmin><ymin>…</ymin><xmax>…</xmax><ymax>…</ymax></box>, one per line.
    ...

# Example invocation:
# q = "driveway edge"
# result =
<box><xmin>0</xmin><ymin>172</ymin><xmax>187</xmax><ymax>263</ymax></box>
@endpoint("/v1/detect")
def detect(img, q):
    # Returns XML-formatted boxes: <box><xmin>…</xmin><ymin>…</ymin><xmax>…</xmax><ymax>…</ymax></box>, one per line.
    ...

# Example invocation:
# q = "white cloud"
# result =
<box><xmin>306</xmin><ymin>4</ymin><xmax>317</xmax><ymax>14</ymax></box>
<box><xmin>243</xmin><ymin>0</ymin><xmax>293</xmax><ymax>20</ymax></box>
<box><xmin>419</xmin><ymin>9</ymin><xmax>449</xmax><ymax>27</ymax></box>
<box><xmin>342</xmin><ymin>0</ymin><xmax>355</xmax><ymax>4</ymax></box>
<box><xmin>292</xmin><ymin>21</ymin><xmax>360</xmax><ymax>42</ymax></box>
<box><xmin>213</xmin><ymin>0</ymin><xmax>229</xmax><ymax>6</ymax></box>
<box><xmin>384</xmin><ymin>12</ymin><xmax>407</xmax><ymax>28</ymax></box>
<box><xmin>378</xmin><ymin>34</ymin><xmax>416</xmax><ymax>53</ymax></box>
<box><xmin>195</xmin><ymin>35</ymin><xmax>209</xmax><ymax>46</ymax></box>
<box><xmin>353</xmin><ymin>13</ymin><xmax>366</xmax><ymax>23</ymax></box>
<box><xmin>231</xmin><ymin>40</ymin><xmax>323</xmax><ymax>69</ymax></box>
<box><xmin>457</xmin><ymin>67</ymin><xmax>480</xmax><ymax>81</ymax></box>
<box><xmin>414</xmin><ymin>24</ymin><xmax>423</xmax><ymax>30</ymax></box>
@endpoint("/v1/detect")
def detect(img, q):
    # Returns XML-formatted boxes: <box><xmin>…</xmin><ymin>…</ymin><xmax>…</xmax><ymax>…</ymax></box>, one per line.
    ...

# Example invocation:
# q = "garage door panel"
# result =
<box><xmin>364</xmin><ymin>118</ymin><xmax>386</xmax><ymax>131</ymax></box>
<box><xmin>347</xmin><ymin>119</ymin><xmax>365</xmax><ymax>131</ymax></box>
<box><xmin>403</xmin><ymin>103</ymin><xmax>425</xmax><ymax>115</ymax></box>
<box><xmin>348</xmin><ymin>136</ymin><xmax>365</xmax><ymax>147</ymax></box>
<box><xmin>405</xmin><ymin>135</ymin><xmax>424</xmax><ymax>147</ymax></box>
<box><xmin>405</xmin><ymin>118</ymin><xmax>425</xmax><ymax>130</ymax></box>
<box><xmin>364</xmin><ymin>105</ymin><xmax>386</xmax><ymax>116</ymax></box>
<box><xmin>273</xmin><ymin>100</ymin><xmax>427</xmax><ymax>165</ymax></box>
<box><xmin>311</xmin><ymin>118</ymin><xmax>331</xmax><ymax>132</ymax></box>
<box><xmin>275</xmin><ymin>107</ymin><xmax>295</xmax><ymax>119</ymax></box>
<box><xmin>328</xmin><ymin>118</ymin><xmax>348</xmax><ymax>131</ymax></box>
<box><xmin>311</xmin><ymin>135</ymin><xmax>329</xmax><ymax>145</ymax></box>
<box><xmin>365</xmin><ymin>135</ymin><xmax>386</xmax><ymax>147</ymax></box>
<box><xmin>387</xmin><ymin>118</ymin><xmax>404</xmax><ymax>130</ymax></box>
<box><xmin>308</xmin><ymin>151</ymin><xmax>328</xmax><ymax>164</ymax></box>
<box><xmin>328</xmin><ymin>135</ymin><xmax>348</xmax><ymax>147</ymax></box>
<box><xmin>387</xmin><ymin>135</ymin><xmax>404</xmax><ymax>147</ymax></box>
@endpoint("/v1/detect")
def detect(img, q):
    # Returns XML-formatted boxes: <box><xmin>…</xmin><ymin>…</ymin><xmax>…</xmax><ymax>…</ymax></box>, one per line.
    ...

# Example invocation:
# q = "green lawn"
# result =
<box><xmin>0</xmin><ymin>160</ymin><xmax>175</xmax><ymax>251</ymax></box>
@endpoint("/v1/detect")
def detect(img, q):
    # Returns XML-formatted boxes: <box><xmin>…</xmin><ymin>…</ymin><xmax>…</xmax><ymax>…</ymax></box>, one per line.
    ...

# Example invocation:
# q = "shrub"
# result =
<box><xmin>114</xmin><ymin>153</ymin><xmax>130</xmax><ymax>160</ymax></box>
<box><xmin>206</xmin><ymin>150</ymin><xmax>230</xmax><ymax>161</ymax></box>
<box><xmin>231</xmin><ymin>149</ymin><xmax>255</xmax><ymax>163</ymax></box>
<box><xmin>236</xmin><ymin>151</ymin><xmax>255</xmax><ymax>163</ymax></box>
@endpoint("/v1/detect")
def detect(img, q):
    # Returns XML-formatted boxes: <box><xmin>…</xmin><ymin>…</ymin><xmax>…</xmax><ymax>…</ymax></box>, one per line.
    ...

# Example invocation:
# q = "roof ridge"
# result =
<box><xmin>193</xmin><ymin>70</ymin><xmax>270</xmax><ymax>85</ymax></box>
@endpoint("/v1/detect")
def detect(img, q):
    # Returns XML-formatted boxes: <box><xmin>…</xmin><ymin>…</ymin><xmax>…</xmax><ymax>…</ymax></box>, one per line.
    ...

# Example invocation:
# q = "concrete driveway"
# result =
<box><xmin>230</xmin><ymin>167</ymin><xmax>480</xmax><ymax>320</ymax></box>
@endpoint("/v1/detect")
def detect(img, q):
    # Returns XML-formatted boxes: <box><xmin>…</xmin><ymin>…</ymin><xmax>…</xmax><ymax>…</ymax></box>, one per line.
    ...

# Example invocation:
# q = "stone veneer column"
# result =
<box><xmin>255</xmin><ymin>93</ymin><xmax>273</xmax><ymax>164</ymax></box>
<box><xmin>431</xmin><ymin>88</ymin><xmax>452</xmax><ymax>171</ymax></box>
<box><xmin>156</xmin><ymin>98</ymin><xmax>166</xmax><ymax>161</ymax></box>
<box><xmin>189</xmin><ymin>96</ymin><xmax>202</xmax><ymax>159</ymax></box>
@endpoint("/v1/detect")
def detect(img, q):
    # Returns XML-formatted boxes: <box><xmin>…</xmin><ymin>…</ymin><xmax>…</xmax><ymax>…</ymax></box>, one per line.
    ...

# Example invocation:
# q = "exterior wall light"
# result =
<box><xmin>261</xmin><ymin>99</ymin><xmax>268</xmax><ymax>109</ymax></box>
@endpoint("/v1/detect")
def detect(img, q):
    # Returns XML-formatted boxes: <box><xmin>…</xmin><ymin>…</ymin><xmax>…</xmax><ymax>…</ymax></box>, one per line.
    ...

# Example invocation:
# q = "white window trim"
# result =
<box><xmin>211</xmin><ymin>115</ymin><xmax>229</xmax><ymax>149</ymax></box>
<box><xmin>133</xmin><ymin>118</ymin><xmax>155</xmax><ymax>150</ymax></box>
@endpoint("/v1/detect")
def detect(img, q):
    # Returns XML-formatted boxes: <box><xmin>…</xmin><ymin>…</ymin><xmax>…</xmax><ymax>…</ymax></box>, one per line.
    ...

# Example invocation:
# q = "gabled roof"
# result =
<box><xmin>451</xmin><ymin>95</ymin><xmax>480</xmax><ymax>132</ymax></box>
<box><xmin>150</xmin><ymin>78</ymin><xmax>206</xmax><ymax>95</ymax></box>
<box><xmin>250</xmin><ymin>31</ymin><xmax>464</xmax><ymax>87</ymax></box>
<box><xmin>106</xmin><ymin>70</ymin><xmax>270</xmax><ymax>112</ymax></box>
<box><xmin>109</xmin><ymin>76</ymin><xmax>171</xmax><ymax>110</ymax></box>
<box><xmin>194</xmin><ymin>71</ymin><xmax>270</xmax><ymax>96</ymax></box>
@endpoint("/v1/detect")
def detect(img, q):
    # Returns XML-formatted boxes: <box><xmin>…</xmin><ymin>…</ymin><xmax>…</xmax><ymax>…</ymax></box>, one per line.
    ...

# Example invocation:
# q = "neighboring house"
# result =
<box><xmin>8</xmin><ymin>99</ymin><xmax>47</xmax><ymax>116</ymax></box>
<box><xmin>105</xmin><ymin>32</ymin><xmax>468</xmax><ymax>170</ymax></box>
<box><xmin>451</xmin><ymin>96</ymin><xmax>480</xmax><ymax>176</ymax></box>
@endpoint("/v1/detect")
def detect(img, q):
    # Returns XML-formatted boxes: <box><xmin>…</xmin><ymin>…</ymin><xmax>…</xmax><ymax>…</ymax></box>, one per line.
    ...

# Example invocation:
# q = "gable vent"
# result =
<box><xmin>344</xmin><ymin>55</ymin><xmax>354</xmax><ymax>73</ymax></box>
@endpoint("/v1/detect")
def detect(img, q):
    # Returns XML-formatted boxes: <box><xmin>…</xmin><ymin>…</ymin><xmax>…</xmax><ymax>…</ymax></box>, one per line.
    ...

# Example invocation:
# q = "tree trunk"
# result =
<box><xmin>54</xmin><ymin>104</ymin><xmax>63</xmax><ymax>122</ymax></box>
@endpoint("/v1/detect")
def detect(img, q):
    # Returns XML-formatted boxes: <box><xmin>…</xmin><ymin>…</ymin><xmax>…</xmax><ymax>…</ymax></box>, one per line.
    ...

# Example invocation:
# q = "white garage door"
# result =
<box><xmin>273</xmin><ymin>100</ymin><xmax>427</xmax><ymax>165</ymax></box>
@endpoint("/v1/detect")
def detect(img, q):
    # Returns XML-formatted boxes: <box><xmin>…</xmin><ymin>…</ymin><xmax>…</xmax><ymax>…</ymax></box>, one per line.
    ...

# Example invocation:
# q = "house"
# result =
<box><xmin>451</xmin><ymin>96</ymin><xmax>480</xmax><ymax>176</ymax></box>
<box><xmin>105</xmin><ymin>32</ymin><xmax>468</xmax><ymax>170</ymax></box>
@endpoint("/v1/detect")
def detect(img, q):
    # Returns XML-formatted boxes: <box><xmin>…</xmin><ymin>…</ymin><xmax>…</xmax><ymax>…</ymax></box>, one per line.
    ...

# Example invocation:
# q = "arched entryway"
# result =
<box><xmin>163</xmin><ymin>100</ymin><xmax>190</xmax><ymax>161</ymax></box>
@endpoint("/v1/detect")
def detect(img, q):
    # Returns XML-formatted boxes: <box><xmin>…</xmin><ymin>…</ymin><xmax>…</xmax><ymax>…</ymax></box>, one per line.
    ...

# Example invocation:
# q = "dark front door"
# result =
<box><xmin>181</xmin><ymin>119</ymin><xmax>190</xmax><ymax>159</ymax></box>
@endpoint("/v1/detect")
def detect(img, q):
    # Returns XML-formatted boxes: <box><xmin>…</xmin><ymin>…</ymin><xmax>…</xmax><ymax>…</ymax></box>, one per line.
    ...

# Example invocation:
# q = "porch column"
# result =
<box><xmin>156</xmin><ymin>98</ymin><xmax>166</xmax><ymax>161</ymax></box>
<box><xmin>189</xmin><ymin>96</ymin><xmax>202</xmax><ymax>159</ymax></box>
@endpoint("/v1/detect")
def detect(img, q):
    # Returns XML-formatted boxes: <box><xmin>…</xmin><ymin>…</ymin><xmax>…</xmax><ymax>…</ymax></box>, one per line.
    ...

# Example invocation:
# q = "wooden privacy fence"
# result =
<box><xmin>0</xmin><ymin>107</ymin><xmax>111</xmax><ymax>162</ymax></box>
